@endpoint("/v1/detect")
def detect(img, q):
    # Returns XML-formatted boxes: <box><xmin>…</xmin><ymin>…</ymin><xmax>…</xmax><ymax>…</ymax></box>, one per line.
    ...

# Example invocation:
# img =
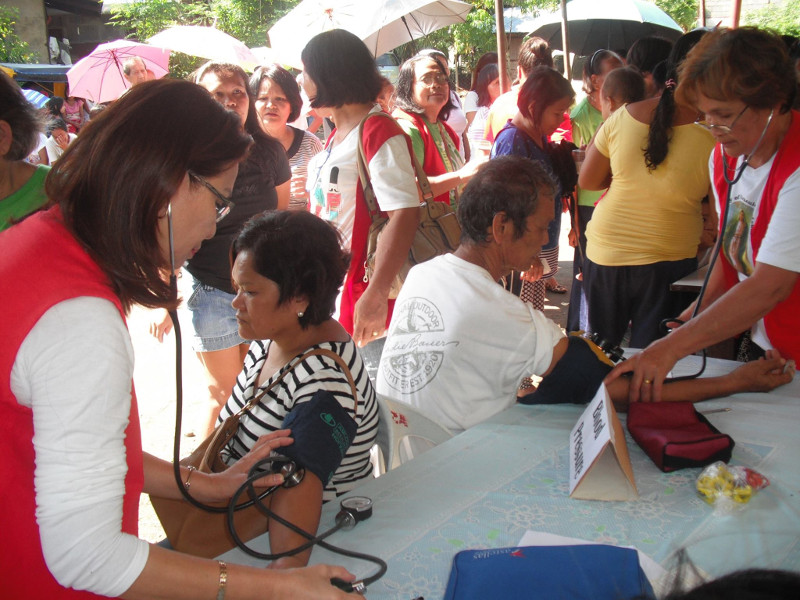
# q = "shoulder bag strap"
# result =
<box><xmin>357</xmin><ymin>112</ymin><xmax>435</xmax><ymax>227</ymax></box>
<box><xmin>238</xmin><ymin>346</ymin><xmax>359</xmax><ymax>417</ymax></box>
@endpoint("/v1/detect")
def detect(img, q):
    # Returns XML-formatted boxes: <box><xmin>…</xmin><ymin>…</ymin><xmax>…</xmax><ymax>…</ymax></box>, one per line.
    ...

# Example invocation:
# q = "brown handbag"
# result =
<box><xmin>150</xmin><ymin>347</ymin><xmax>359</xmax><ymax>558</ymax></box>
<box><xmin>358</xmin><ymin>112</ymin><xmax>462</xmax><ymax>299</ymax></box>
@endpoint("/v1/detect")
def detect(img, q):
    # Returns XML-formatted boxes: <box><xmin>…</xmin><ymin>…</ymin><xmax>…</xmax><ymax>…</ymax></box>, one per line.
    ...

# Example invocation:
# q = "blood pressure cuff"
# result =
<box><xmin>276</xmin><ymin>389</ymin><xmax>358</xmax><ymax>486</ymax></box>
<box><xmin>627</xmin><ymin>402</ymin><xmax>734</xmax><ymax>472</ymax></box>
<box><xmin>518</xmin><ymin>335</ymin><xmax>614</xmax><ymax>406</ymax></box>
<box><xmin>443</xmin><ymin>544</ymin><xmax>655</xmax><ymax>600</ymax></box>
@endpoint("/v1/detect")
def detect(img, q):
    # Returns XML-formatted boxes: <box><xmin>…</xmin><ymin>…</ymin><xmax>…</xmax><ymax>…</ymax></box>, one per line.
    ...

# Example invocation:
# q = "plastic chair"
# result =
<box><xmin>374</xmin><ymin>393</ymin><xmax>453</xmax><ymax>474</ymax></box>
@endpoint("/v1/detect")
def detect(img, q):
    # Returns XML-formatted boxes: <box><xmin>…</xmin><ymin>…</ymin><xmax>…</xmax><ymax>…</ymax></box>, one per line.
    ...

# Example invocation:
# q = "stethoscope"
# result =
<box><xmin>164</xmin><ymin>206</ymin><xmax>386</xmax><ymax>593</ymax></box>
<box><xmin>658</xmin><ymin>108</ymin><xmax>775</xmax><ymax>382</ymax></box>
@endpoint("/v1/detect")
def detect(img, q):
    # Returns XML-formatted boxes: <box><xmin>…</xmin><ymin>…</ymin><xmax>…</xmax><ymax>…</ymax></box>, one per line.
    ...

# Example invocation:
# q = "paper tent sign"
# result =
<box><xmin>569</xmin><ymin>384</ymin><xmax>638</xmax><ymax>501</ymax></box>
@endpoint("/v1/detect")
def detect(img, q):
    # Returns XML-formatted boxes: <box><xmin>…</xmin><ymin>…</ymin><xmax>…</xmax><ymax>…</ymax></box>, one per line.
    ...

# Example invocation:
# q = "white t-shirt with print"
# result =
<box><xmin>306</xmin><ymin>104</ymin><xmax>419</xmax><ymax>249</ymax></box>
<box><xmin>710</xmin><ymin>152</ymin><xmax>800</xmax><ymax>349</ymax></box>
<box><xmin>376</xmin><ymin>253</ymin><xmax>565</xmax><ymax>432</ymax></box>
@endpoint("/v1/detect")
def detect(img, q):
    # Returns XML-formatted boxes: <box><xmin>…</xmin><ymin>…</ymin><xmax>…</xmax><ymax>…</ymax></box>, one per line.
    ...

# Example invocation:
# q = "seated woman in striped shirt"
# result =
<box><xmin>218</xmin><ymin>210</ymin><xmax>378</xmax><ymax>568</ymax></box>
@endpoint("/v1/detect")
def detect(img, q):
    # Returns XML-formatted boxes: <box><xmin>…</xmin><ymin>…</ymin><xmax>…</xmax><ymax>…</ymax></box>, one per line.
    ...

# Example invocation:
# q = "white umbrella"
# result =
<box><xmin>361</xmin><ymin>0</ymin><xmax>473</xmax><ymax>58</ymax></box>
<box><xmin>148</xmin><ymin>26</ymin><xmax>259</xmax><ymax>70</ymax></box>
<box><xmin>268</xmin><ymin>0</ymin><xmax>472</xmax><ymax>69</ymax></box>
<box><xmin>249</xmin><ymin>46</ymin><xmax>278</xmax><ymax>66</ymax></box>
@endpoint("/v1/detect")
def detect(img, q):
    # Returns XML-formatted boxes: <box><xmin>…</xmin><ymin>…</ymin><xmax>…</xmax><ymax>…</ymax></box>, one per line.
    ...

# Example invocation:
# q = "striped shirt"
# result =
<box><xmin>220</xmin><ymin>338</ymin><xmax>377</xmax><ymax>501</ymax></box>
<box><xmin>288</xmin><ymin>127</ymin><xmax>324</xmax><ymax>211</ymax></box>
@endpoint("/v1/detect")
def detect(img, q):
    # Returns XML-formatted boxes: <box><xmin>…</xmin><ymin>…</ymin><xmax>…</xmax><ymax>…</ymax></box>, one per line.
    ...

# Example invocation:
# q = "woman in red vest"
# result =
<box><xmin>609</xmin><ymin>27</ymin><xmax>800</xmax><ymax>403</ymax></box>
<box><xmin>392</xmin><ymin>53</ymin><xmax>484</xmax><ymax>208</ymax></box>
<box><xmin>0</xmin><ymin>79</ymin><xmax>360</xmax><ymax>599</ymax></box>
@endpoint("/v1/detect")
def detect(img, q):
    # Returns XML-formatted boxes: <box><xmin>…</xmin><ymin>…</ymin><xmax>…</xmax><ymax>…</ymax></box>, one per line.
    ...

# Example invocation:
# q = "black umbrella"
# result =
<box><xmin>526</xmin><ymin>0</ymin><xmax>683</xmax><ymax>56</ymax></box>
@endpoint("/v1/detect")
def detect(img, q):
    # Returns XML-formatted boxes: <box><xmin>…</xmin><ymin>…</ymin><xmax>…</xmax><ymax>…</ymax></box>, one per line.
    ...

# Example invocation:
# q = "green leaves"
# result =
<box><xmin>0</xmin><ymin>6</ymin><xmax>35</xmax><ymax>63</ymax></box>
<box><xmin>654</xmin><ymin>0</ymin><xmax>698</xmax><ymax>32</ymax></box>
<box><xmin>107</xmin><ymin>0</ymin><xmax>292</xmax><ymax>78</ymax></box>
<box><xmin>745</xmin><ymin>0</ymin><xmax>800</xmax><ymax>36</ymax></box>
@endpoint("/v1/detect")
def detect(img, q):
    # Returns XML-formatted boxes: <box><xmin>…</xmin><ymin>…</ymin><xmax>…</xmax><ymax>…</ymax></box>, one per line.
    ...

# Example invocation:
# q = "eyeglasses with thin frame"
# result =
<box><xmin>418</xmin><ymin>72</ymin><xmax>449</xmax><ymax>87</ymax></box>
<box><xmin>694</xmin><ymin>105</ymin><xmax>748</xmax><ymax>135</ymax></box>
<box><xmin>188</xmin><ymin>171</ymin><xmax>234</xmax><ymax>222</ymax></box>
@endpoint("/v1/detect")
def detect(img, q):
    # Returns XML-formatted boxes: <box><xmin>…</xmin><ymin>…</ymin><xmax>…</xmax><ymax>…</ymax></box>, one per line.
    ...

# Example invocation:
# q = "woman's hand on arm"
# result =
<box><xmin>352</xmin><ymin>205</ymin><xmax>419</xmax><ymax>346</ymax></box>
<box><xmin>606</xmin><ymin>350</ymin><xmax>795</xmax><ymax>411</ymax></box>
<box><xmin>607</xmin><ymin>261</ymin><xmax>798</xmax><ymax>403</ymax></box>
<box><xmin>577</xmin><ymin>141</ymin><xmax>611</xmax><ymax>191</ymax></box>
<box><xmin>143</xmin><ymin>430</ymin><xmax>294</xmax><ymax>503</ymax></box>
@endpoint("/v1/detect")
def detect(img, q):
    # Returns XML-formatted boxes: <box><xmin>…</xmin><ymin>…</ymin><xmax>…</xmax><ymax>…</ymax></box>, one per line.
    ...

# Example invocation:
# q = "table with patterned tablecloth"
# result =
<box><xmin>221</xmin><ymin>356</ymin><xmax>800</xmax><ymax>599</ymax></box>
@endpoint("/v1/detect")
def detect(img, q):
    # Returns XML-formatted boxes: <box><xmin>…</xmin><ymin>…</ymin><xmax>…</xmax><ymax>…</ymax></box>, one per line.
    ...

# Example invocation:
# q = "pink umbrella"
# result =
<box><xmin>67</xmin><ymin>39</ymin><xmax>171</xmax><ymax>103</ymax></box>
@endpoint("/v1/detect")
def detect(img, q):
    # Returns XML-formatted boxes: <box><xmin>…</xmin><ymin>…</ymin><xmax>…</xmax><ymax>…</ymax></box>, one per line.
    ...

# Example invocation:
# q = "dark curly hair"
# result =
<box><xmin>676</xmin><ymin>27</ymin><xmax>797</xmax><ymax>115</ymax></box>
<box><xmin>231</xmin><ymin>211</ymin><xmax>350</xmax><ymax>329</ymax></box>
<box><xmin>458</xmin><ymin>155</ymin><xmax>555</xmax><ymax>244</ymax></box>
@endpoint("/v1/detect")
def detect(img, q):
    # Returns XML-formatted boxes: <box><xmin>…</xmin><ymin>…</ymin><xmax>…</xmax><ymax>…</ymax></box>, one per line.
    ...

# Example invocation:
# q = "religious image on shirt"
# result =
<box><xmin>722</xmin><ymin>194</ymin><xmax>755</xmax><ymax>276</ymax></box>
<box><xmin>380</xmin><ymin>296</ymin><xmax>458</xmax><ymax>394</ymax></box>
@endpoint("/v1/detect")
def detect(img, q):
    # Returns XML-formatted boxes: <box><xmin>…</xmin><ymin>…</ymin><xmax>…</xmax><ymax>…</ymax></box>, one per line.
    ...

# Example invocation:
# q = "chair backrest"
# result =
<box><xmin>375</xmin><ymin>393</ymin><xmax>453</xmax><ymax>473</ymax></box>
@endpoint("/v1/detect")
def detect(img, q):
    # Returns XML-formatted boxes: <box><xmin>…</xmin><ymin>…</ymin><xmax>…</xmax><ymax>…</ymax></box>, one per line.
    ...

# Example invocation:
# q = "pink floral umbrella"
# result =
<box><xmin>67</xmin><ymin>39</ymin><xmax>171</xmax><ymax>103</ymax></box>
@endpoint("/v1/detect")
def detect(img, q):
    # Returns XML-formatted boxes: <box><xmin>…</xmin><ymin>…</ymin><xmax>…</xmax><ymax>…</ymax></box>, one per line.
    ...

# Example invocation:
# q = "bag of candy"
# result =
<box><xmin>695</xmin><ymin>461</ymin><xmax>770</xmax><ymax>513</ymax></box>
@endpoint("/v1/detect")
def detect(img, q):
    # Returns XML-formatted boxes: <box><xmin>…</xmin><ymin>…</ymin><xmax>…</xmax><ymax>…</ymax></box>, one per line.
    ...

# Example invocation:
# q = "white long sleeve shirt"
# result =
<box><xmin>11</xmin><ymin>297</ymin><xmax>149</xmax><ymax>596</ymax></box>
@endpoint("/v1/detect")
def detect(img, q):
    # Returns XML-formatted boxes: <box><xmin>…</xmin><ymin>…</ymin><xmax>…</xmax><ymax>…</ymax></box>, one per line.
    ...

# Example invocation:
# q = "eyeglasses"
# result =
<box><xmin>418</xmin><ymin>72</ymin><xmax>449</xmax><ymax>87</ymax></box>
<box><xmin>694</xmin><ymin>105</ymin><xmax>748</xmax><ymax>135</ymax></box>
<box><xmin>188</xmin><ymin>171</ymin><xmax>234</xmax><ymax>222</ymax></box>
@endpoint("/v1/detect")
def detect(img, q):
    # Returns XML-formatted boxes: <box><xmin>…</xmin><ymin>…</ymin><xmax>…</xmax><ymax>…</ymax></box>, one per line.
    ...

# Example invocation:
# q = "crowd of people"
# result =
<box><xmin>1</xmin><ymin>23</ymin><xmax>798</xmax><ymax>600</ymax></box>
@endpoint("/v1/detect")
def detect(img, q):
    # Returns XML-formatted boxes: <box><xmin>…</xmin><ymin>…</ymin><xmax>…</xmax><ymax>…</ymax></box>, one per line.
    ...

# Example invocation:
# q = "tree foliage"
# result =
<box><xmin>654</xmin><ymin>0</ymin><xmax>698</xmax><ymax>32</ymax></box>
<box><xmin>0</xmin><ymin>6</ymin><xmax>35</xmax><ymax>63</ymax></box>
<box><xmin>395</xmin><ymin>0</ymin><xmax>558</xmax><ymax>84</ymax></box>
<box><xmin>108</xmin><ymin>0</ymin><xmax>293</xmax><ymax>78</ymax></box>
<box><xmin>745</xmin><ymin>0</ymin><xmax>800</xmax><ymax>37</ymax></box>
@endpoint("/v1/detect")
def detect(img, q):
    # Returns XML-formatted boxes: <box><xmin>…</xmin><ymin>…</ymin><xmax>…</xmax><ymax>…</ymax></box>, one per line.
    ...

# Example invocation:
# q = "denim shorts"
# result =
<box><xmin>184</xmin><ymin>275</ymin><xmax>245</xmax><ymax>353</ymax></box>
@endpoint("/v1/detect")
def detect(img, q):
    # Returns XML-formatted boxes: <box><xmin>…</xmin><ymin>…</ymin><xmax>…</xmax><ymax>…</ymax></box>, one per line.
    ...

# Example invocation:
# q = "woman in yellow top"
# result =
<box><xmin>579</xmin><ymin>30</ymin><xmax>714</xmax><ymax>348</ymax></box>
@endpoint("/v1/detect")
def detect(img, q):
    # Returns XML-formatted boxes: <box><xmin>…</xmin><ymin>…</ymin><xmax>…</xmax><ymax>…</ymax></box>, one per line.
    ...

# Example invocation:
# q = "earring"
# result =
<box><xmin>297</xmin><ymin>311</ymin><xmax>304</xmax><ymax>318</ymax></box>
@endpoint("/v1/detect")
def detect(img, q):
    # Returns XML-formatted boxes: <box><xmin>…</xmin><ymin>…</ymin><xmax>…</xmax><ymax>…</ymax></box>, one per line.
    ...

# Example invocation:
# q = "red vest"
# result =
<box><xmin>393</xmin><ymin>108</ymin><xmax>460</xmax><ymax>205</ymax></box>
<box><xmin>338</xmin><ymin>114</ymin><xmax>417</xmax><ymax>334</ymax></box>
<box><xmin>712</xmin><ymin>110</ymin><xmax>800</xmax><ymax>360</ymax></box>
<box><xmin>0</xmin><ymin>207</ymin><xmax>144</xmax><ymax>599</ymax></box>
